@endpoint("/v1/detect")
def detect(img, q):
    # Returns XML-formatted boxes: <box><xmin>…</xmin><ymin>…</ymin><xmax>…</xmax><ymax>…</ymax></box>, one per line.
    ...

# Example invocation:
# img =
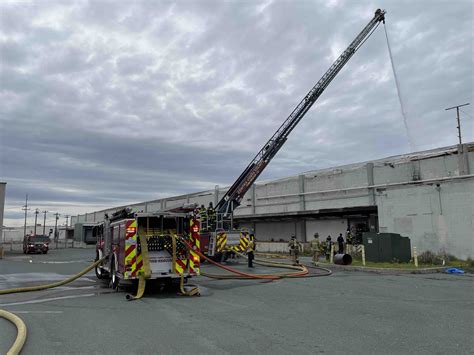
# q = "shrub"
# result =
<box><xmin>418</xmin><ymin>250</ymin><xmax>443</xmax><ymax>265</ymax></box>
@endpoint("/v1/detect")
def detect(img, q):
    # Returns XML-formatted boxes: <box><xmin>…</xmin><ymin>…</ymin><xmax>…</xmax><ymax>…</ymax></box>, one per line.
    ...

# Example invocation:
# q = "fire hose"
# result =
<box><xmin>0</xmin><ymin>310</ymin><xmax>27</xmax><ymax>355</ymax></box>
<box><xmin>126</xmin><ymin>232</ymin><xmax>151</xmax><ymax>301</ymax></box>
<box><xmin>0</xmin><ymin>256</ymin><xmax>108</xmax><ymax>354</ymax></box>
<box><xmin>235</xmin><ymin>250</ymin><xmax>332</xmax><ymax>278</ymax></box>
<box><xmin>126</xmin><ymin>234</ymin><xmax>311</xmax><ymax>300</ymax></box>
<box><xmin>0</xmin><ymin>255</ymin><xmax>108</xmax><ymax>295</ymax></box>
<box><xmin>179</xmin><ymin>238</ymin><xmax>310</xmax><ymax>280</ymax></box>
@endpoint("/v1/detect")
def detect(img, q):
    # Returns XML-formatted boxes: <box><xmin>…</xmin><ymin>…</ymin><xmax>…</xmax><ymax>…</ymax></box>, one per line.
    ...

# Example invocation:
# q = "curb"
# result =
<box><xmin>316</xmin><ymin>263</ymin><xmax>446</xmax><ymax>274</ymax></box>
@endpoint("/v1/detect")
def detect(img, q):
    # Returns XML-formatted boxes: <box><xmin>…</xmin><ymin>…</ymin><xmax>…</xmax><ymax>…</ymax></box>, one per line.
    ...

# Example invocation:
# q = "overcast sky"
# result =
<box><xmin>0</xmin><ymin>0</ymin><xmax>472</xmax><ymax>227</ymax></box>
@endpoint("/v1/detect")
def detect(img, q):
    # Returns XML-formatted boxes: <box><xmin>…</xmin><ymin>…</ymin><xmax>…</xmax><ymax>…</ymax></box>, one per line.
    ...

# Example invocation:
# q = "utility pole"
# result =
<box><xmin>34</xmin><ymin>208</ymin><xmax>39</xmax><ymax>236</ymax></box>
<box><xmin>445</xmin><ymin>103</ymin><xmax>470</xmax><ymax>145</ymax></box>
<box><xmin>42</xmin><ymin>210</ymin><xmax>48</xmax><ymax>236</ymax></box>
<box><xmin>64</xmin><ymin>215</ymin><xmax>70</xmax><ymax>248</ymax></box>
<box><xmin>54</xmin><ymin>212</ymin><xmax>60</xmax><ymax>248</ymax></box>
<box><xmin>22</xmin><ymin>194</ymin><xmax>29</xmax><ymax>237</ymax></box>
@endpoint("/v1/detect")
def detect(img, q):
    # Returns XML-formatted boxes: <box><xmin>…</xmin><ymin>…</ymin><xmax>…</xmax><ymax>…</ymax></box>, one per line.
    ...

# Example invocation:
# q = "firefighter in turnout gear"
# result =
<box><xmin>310</xmin><ymin>233</ymin><xmax>322</xmax><ymax>265</ymax></box>
<box><xmin>247</xmin><ymin>234</ymin><xmax>256</xmax><ymax>268</ymax></box>
<box><xmin>198</xmin><ymin>204</ymin><xmax>207</xmax><ymax>229</ymax></box>
<box><xmin>207</xmin><ymin>202</ymin><xmax>216</xmax><ymax>229</ymax></box>
<box><xmin>288</xmin><ymin>236</ymin><xmax>302</xmax><ymax>265</ymax></box>
<box><xmin>346</xmin><ymin>229</ymin><xmax>353</xmax><ymax>254</ymax></box>
<box><xmin>325</xmin><ymin>236</ymin><xmax>332</xmax><ymax>261</ymax></box>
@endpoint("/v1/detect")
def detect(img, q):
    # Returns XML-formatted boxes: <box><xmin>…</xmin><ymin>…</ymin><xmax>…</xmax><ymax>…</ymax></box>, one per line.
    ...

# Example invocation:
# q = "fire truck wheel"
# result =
<box><xmin>110</xmin><ymin>258</ymin><xmax>119</xmax><ymax>291</ymax></box>
<box><xmin>95</xmin><ymin>251</ymin><xmax>109</xmax><ymax>280</ymax></box>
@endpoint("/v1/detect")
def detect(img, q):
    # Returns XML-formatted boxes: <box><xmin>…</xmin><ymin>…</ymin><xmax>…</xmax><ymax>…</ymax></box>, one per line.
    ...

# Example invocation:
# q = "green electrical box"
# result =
<box><xmin>362</xmin><ymin>232</ymin><xmax>411</xmax><ymax>263</ymax></box>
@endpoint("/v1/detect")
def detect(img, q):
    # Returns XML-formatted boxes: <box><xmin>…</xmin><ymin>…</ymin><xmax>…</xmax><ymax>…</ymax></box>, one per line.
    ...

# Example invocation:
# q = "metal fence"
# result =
<box><xmin>1</xmin><ymin>239</ymin><xmax>78</xmax><ymax>252</ymax></box>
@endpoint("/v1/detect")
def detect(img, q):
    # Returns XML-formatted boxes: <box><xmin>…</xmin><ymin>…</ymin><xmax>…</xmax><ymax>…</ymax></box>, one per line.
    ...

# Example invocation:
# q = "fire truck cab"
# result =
<box><xmin>95</xmin><ymin>209</ymin><xmax>200</xmax><ymax>289</ymax></box>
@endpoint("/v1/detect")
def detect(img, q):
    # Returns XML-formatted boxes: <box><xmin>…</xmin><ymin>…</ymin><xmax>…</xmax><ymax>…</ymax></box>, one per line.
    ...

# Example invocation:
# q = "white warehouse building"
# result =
<box><xmin>72</xmin><ymin>143</ymin><xmax>474</xmax><ymax>260</ymax></box>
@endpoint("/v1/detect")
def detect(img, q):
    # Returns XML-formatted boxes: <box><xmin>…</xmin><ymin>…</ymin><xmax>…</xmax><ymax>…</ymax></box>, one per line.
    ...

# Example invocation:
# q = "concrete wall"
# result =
<box><xmin>239</xmin><ymin>219</ymin><xmax>348</xmax><ymax>243</ymax></box>
<box><xmin>377</xmin><ymin>179</ymin><xmax>474</xmax><ymax>260</ymax></box>
<box><xmin>306</xmin><ymin>219</ymin><xmax>348</xmax><ymax>240</ymax></box>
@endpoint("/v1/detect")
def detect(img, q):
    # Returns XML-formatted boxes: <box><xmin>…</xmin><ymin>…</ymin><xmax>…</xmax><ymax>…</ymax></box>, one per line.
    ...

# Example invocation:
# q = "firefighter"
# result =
<box><xmin>288</xmin><ymin>235</ymin><xmax>302</xmax><ymax>265</ymax></box>
<box><xmin>197</xmin><ymin>205</ymin><xmax>206</xmax><ymax>230</ymax></box>
<box><xmin>310</xmin><ymin>233</ymin><xmax>322</xmax><ymax>265</ymax></box>
<box><xmin>199</xmin><ymin>204</ymin><xmax>207</xmax><ymax>220</ymax></box>
<box><xmin>320</xmin><ymin>239</ymin><xmax>327</xmax><ymax>261</ymax></box>
<box><xmin>346</xmin><ymin>229</ymin><xmax>353</xmax><ymax>244</ymax></box>
<box><xmin>207</xmin><ymin>202</ymin><xmax>216</xmax><ymax>228</ymax></box>
<box><xmin>337</xmin><ymin>233</ymin><xmax>344</xmax><ymax>254</ymax></box>
<box><xmin>325</xmin><ymin>235</ymin><xmax>332</xmax><ymax>261</ymax></box>
<box><xmin>247</xmin><ymin>234</ymin><xmax>256</xmax><ymax>268</ymax></box>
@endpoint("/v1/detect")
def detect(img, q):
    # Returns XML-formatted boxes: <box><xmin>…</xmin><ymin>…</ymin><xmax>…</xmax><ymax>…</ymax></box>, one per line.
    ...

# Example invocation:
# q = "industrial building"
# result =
<box><xmin>71</xmin><ymin>143</ymin><xmax>473</xmax><ymax>259</ymax></box>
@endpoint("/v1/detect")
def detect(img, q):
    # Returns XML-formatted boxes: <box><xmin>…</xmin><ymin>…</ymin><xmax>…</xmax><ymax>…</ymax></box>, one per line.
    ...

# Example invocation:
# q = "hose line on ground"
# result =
<box><xmin>0</xmin><ymin>255</ymin><xmax>109</xmax><ymax>354</ymax></box>
<box><xmin>178</xmin><ymin>273</ymin><xmax>200</xmax><ymax>296</ymax></box>
<box><xmin>236</xmin><ymin>251</ymin><xmax>332</xmax><ymax>278</ymax></box>
<box><xmin>179</xmin><ymin>238</ymin><xmax>309</xmax><ymax>280</ymax></box>
<box><xmin>0</xmin><ymin>255</ymin><xmax>108</xmax><ymax>296</ymax></box>
<box><xmin>254</xmin><ymin>252</ymin><xmax>332</xmax><ymax>277</ymax></box>
<box><xmin>202</xmin><ymin>251</ymin><xmax>309</xmax><ymax>279</ymax></box>
<box><xmin>0</xmin><ymin>309</ymin><xmax>27</xmax><ymax>355</ymax></box>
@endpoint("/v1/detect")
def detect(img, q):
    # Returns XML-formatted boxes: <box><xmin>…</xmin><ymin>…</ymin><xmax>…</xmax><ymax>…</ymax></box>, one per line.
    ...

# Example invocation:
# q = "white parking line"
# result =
<box><xmin>13</xmin><ymin>311</ymin><xmax>64</xmax><ymax>314</ymax></box>
<box><xmin>0</xmin><ymin>273</ymin><xmax>96</xmax><ymax>283</ymax></box>
<box><xmin>0</xmin><ymin>293</ymin><xmax>95</xmax><ymax>307</ymax></box>
<box><xmin>55</xmin><ymin>285</ymin><xmax>96</xmax><ymax>291</ymax></box>
<box><xmin>35</xmin><ymin>260</ymin><xmax>92</xmax><ymax>264</ymax></box>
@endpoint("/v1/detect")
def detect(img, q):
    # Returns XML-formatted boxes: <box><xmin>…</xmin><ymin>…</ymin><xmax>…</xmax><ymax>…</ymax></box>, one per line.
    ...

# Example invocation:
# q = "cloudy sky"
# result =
<box><xmin>0</xmin><ymin>0</ymin><xmax>472</xmax><ymax>227</ymax></box>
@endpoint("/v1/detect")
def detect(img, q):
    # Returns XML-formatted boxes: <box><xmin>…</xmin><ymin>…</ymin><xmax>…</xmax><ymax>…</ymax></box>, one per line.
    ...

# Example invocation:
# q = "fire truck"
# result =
<box><xmin>94</xmin><ymin>208</ymin><xmax>200</xmax><ymax>289</ymax></box>
<box><xmin>201</xmin><ymin>9</ymin><xmax>387</xmax><ymax>259</ymax></box>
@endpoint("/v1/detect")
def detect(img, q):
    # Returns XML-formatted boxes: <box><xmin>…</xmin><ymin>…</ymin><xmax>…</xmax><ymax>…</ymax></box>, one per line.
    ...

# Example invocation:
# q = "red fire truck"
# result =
<box><xmin>94</xmin><ymin>209</ymin><xmax>200</xmax><ymax>289</ymax></box>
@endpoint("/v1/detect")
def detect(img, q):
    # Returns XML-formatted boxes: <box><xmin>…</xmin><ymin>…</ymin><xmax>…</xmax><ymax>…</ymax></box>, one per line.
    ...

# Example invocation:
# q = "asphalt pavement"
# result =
<box><xmin>1</xmin><ymin>248</ymin><xmax>473</xmax><ymax>354</ymax></box>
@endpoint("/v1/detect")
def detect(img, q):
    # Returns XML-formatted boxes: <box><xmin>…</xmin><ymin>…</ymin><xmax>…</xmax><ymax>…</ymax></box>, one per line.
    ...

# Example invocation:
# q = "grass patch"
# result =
<box><xmin>349</xmin><ymin>259</ymin><xmax>473</xmax><ymax>270</ymax></box>
<box><xmin>350</xmin><ymin>260</ymin><xmax>432</xmax><ymax>269</ymax></box>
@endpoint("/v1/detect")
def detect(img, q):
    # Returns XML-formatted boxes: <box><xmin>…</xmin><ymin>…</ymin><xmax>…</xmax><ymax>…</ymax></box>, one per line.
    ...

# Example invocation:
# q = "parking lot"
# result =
<box><xmin>1</xmin><ymin>248</ymin><xmax>473</xmax><ymax>354</ymax></box>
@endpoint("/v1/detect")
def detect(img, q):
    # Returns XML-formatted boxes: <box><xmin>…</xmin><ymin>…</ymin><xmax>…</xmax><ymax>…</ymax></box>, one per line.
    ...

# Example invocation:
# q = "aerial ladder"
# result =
<box><xmin>202</xmin><ymin>9</ymin><xmax>386</xmax><ymax>257</ymax></box>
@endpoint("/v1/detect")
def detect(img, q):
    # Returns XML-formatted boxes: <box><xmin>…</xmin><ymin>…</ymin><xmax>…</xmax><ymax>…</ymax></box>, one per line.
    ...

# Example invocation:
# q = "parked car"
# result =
<box><xmin>23</xmin><ymin>235</ymin><xmax>50</xmax><ymax>254</ymax></box>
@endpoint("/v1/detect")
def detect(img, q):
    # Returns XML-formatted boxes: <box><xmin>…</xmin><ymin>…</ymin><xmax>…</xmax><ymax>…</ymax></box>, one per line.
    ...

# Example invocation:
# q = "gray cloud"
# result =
<box><xmin>1</xmin><ymin>0</ymin><xmax>472</xmax><ymax>226</ymax></box>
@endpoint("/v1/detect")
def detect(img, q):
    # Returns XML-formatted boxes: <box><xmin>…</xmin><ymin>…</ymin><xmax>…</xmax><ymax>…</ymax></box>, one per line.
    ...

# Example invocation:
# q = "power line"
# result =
<box><xmin>459</xmin><ymin>108</ymin><xmax>473</xmax><ymax>120</ymax></box>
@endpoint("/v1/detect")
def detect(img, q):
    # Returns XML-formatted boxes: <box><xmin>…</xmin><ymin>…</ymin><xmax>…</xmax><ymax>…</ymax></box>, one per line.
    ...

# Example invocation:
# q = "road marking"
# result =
<box><xmin>0</xmin><ymin>273</ymin><xmax>96</xmax><ymax>283</ymax></box>
<box><xmin>35</xmin><ymin>260</ymin><xmax>92</xmax><ymax>264</ymax></box>
<box><xmin>12</xmin><ymin>311</ymin><xmax>64</xmax><ymax>314</ymax></box>
<box><xmin>0</xmin><ymin>293</ymin><xmax>95</xmax><ymax>307</ymax></box>
<box><xmin>55</xmin><ymin>285</ymin><xmax>96</xmax><ymax>291</ymax></box>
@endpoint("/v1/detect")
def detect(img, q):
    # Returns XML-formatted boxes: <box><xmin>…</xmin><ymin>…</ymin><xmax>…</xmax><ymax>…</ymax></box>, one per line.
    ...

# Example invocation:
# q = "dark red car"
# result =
<box><xmin>23</xmin><ymin>235</ymin><xmax>50</xmax><ymax>254</ymax></box>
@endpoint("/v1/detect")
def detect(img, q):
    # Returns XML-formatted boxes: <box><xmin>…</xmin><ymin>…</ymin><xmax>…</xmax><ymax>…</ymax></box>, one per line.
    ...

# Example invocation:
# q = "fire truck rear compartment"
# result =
<box><xmin>136</xmin><ymin>216</ymin><xmax>190</xmax><ymax>277</ymax></box>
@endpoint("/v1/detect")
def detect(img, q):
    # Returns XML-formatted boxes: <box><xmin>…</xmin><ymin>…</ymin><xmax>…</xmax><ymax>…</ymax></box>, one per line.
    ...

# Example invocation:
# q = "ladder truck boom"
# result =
<box><xmin>216</xmin><ymin>9</ymin><xmax>386</xmax><ymax>217</ymax></box>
